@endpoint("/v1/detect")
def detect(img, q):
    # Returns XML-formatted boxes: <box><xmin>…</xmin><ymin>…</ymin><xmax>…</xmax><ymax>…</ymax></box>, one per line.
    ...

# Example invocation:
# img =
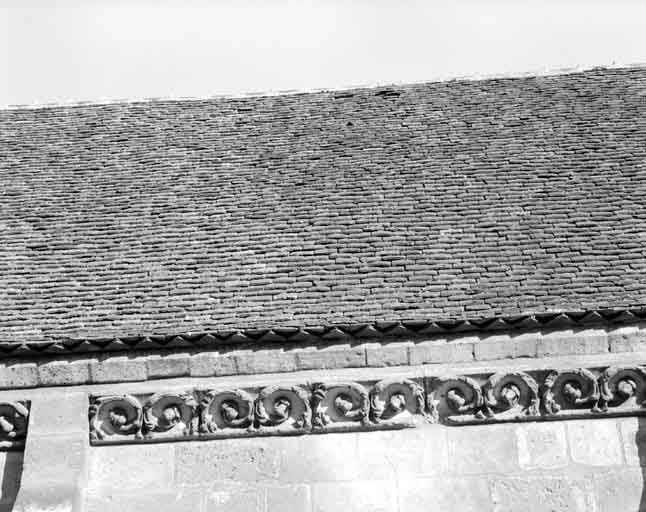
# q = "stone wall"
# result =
<box><xmin>84</xmin><ymin>417</ymin><xmax>646</xmax><ymax>511</ymax></box>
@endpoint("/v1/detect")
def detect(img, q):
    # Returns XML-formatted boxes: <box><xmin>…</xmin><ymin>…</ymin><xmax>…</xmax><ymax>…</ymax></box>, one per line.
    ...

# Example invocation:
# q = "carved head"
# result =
<box><xmin>562</xmin><ymin>381</ymin><xmax>582</xmax><ymax>404</ymax></box>
<box><xmin>108</xmin><ymin>407</ymin><xmax>128</xmax><ymax>428</ymax></box>
<box><xmin>334</xmin><ymin>394</ymin><xmax>354</xmax><ymax>416</ymax></box>
<box><xmin>161</xmin><ymin>405</ymin><xmax>182</xmax><ymax>426</ymax></box>
<box><xmin>446</xmin><ymin>388</ymin><xmax>466</xmax><ymax>411</ymax></box>
<box><xmin>388</xmin><ymin>392</ymin><xmax>407</xmax><ymax>413</ymax></box>
<box><xmin>500</xmin><ymin>383</ymin><xmax>521</xmax><ymax>408</ymax></box>
<box><xmin>221</xmin><ymin>400</ymin><xmax>240</xmax><ymax>423</ymax></box>
<box><xmin>273</xmin><ymin>397</ymin><xmax>291</xmax><ymax>419</ymax></box>
<box><xmin>617</xmin><ymin>378</ymin><xmax>637</xmax><ymax>398</ymax></box>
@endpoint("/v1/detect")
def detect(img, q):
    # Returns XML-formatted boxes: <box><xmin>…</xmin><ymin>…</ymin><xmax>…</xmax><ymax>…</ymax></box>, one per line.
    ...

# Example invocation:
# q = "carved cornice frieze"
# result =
<box><xmin>88</xmin><ymin>363</ymin><xmax>646</xmax><ymax>445</ymax></box>
<box><xmin>8</xmin><ymin>307</ymin><xmax>646</xmax><ymax>358</ymax></box>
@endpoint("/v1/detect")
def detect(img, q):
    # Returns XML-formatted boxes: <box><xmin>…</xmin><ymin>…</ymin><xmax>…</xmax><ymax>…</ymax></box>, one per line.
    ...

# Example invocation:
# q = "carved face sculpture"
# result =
<box><xmin>617</xmin><ymin>378</ymin><xmax>637</xmax><ymax>399</ymax></box>
<box><xmin>388</xmin><ymin>392</ymin><xmax>407</xmax><ymax>413</ymax></box>
<box><xmin>161</xmin><ymin>405</ymin><xmax>182</xmax><ymax>426</ymax></box>
<box><xmin>273</xmin><ymin>397</ymin><xmax>291</xmax><ymax>420</ymax></box>
<box><xmin>333</xmin><ymin>394</ymin><xmax>354</xmax><ymax>416</ymax></box>
<box><xmin>108</xmin><ymin>408</ymin><xmax>128</xmax><ymax>428</ymax></box>
<box><xmin>221</xmin><ymin>400</ymin><xmax>240</xmax><ymax>423</ymax></box>
<box><xmin>500</xmin><ymin>383</ymin><xmax>521</xmax><ymax>408</ymax></box>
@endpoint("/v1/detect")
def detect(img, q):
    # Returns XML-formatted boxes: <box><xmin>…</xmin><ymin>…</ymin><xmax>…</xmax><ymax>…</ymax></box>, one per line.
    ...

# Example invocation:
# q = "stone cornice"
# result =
<box><xmin>2</xmin><ymin>308</ymin><xmax>646</xmax><ymax>359</ymax></box>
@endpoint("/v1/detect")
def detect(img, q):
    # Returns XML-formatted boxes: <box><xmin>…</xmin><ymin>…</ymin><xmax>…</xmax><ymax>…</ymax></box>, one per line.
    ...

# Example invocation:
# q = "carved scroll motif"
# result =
<box><xmin>482</xmin><ymin>372</ymin><xmax>540</xmax><ymax>421</ymax></box>
<box><xmin>427</xmin><ymin>376</ymin><xmax>484</xmax><ymax>424</ymax></box>
<box><xmin>370</xmin><ymin>378</ymin><xmax>427</xmax><ymax>425</ymax></box>
<box><xmin>255</xmin><ymin>385</ymin><xmax>311</xmax><ymax>431</ymax></box>
<box><xmin>0</xmin><ymin>401</ymin><xmax>30</xmax><ymax>450</ymax></box>
<box><xmin>142</xmin><ymin>392</ymin><xmax>198</xmax><ymax>439</ymax></box>
<box><xmin>311</xmin><ymin>382</ymin><xmax>370</xmax><ymax>429</ymax></box>
<box><xmin>542</xmin><ymin>369</ymin><xmax>600</xmax><ymax>416</ymax></box>
<box><xmin>89</xmin><ymin>394</ymin><xmax>143</xmax><ymax>441</ymax></box>
<box><xmin>598</xmin><ymin>366</ymin><xmax>646</xmax><ymax>413</ymax></box>
<box><xmin>200</xmin><ymin>388</ymin><xmax>254</xmax><ymax>434</ymax></box>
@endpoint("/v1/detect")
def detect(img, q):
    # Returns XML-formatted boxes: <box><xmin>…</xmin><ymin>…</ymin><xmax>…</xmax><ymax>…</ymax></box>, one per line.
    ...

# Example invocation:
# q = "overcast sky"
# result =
<box><xmin>2</xmin><ymin>0</ymin><xmax>646</xmax><ymax>106</ymax></box>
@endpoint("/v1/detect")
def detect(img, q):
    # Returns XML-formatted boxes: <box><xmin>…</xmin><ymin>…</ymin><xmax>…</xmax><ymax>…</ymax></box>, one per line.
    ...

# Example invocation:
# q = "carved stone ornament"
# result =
<box><xmin>427</xmin><ymin>376</ymin><xmax>484</xmax><ymax>425</ymax></box>
<box><xmin>89</xmin><ymin>394</ymin><xmax>143</xmax><ymax>441</ymax></box>
<box><xmin>311</xmin><ymin>382</ymin><xmax>370</xmax><ymax>429</ymax></box>
<box><xmin>482</xmin><ymin>372</ymin><xmax>540</xmax><ymax>421</ymax></box>
<box><xmin>370</xmin><ymin>378</ymin><xmax>426</xmax><ymax>425</ymax></box>
<box><xmin>598</xmin><ymin>366</ymin><xmax>646</xmax><ymax>413</ymax></box>
<box><xmin>200</xmin><ymin>388</ymin><xmax>254</xmax><ymax>434</ymax></box>
<box><xmin>0</xmin><ymin>401</ymin><xmax>30</xmax><ymax>450</ymax></box>
<box><xmin>542</xmin><ymin>368</ymin><xmax>600</xmax><ymax>416</ymax></box>
<box><xmin>254</xmin><ymin>385</ymin><xmax>311</xmax><ymax>431</ymax></box>
<box><xmin>142</xmin><ymin>392</ymin><xmax>198</xmax><ymax>439</ymax></box>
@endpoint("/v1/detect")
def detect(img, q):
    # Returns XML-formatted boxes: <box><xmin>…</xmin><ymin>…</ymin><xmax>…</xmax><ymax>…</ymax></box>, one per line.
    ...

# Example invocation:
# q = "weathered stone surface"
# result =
<box><xmin>90</xmin><ymin>356</ymin><xmax>147</xmax><ymax>383</ymax></box>
<box><xmin>311</xmin><ymin>480</ymin><xmax>397</xmax><ymax>512</ymax></box>
<box><xmin>365</xmin><ymin>342</ymin><xmax>410</xmax><ymax>367</ymax></box>
<box><xmin>294</xmin><ymin>344</ymin><xmax>365</xmax><ymax>370</ymax></box>
<box><xmin>204</xmin><ymin>487</ymin><xmax>263</xmax><ymax>512</ymax></box>
<box><xmin>356</xmin><ymin>427</ymin><xmax>448</xmax><ymax>479</ymax></box>
<box><xmin>189</xmin><ymin>352</ymin><xmax>238</xmax><ymax>377</ymax></box>
<box><xmin>28</xmin><ymin>391</ymin><xmax>87</xmax><ymax>436</ymax></box>
<box><xmin>175</xmin><ymin>439</ymin><xmax>281</xmax><ymax>484</ymax></box>
<box><xmin>86</xmin><ymin>491</ymin><xmax>202</xmax><ymax>512</ymax></box>
<box><xmin>145</xmin><ymin>354</ymin><xmax>189</xmax><ymax>379</ymax></box>
<box><xmin>537</xmin><ymin>329</ymin><xmax>608</xmax><ymax>357</ymax></box>
<box><xmin>567</xmin><ymin>419</ymin><xmax>623</xmax><ymax>466</ymax></box>
<box><xmin>38</xmin><ymin>360</ymin><xmax>90</xmax><ymax>386</ymax></box>
<box><xmin>447</xmin><ymin>424</ymin><xmax>519</xmax><ymax>475</ymax></box>
<box><xmin>0</xmin><ymin>363</ymin><xmax>38</xmax><ymax>389</ymax></box>
<box><xmin>594</xmin><ymin>468</ymin><xmax>646</xmax><ymax>512</ymax></box>
<box><xmin>235</xmin><ymin>349</ymin><xmax>298</xmax><ymax>374</ymax></box>
<box><xmin>266</xmin><ymin>485</ymin><xmax>311</xmax><ymax>512</ymax></box>
<box><xmin>409</xmin><ymin>339</ymin><xmax>474</xmax><ymax>365</ymax></box>
<box><xmin>398</xmin><ymin>476</ymin><xmax>492</xmax><ymax>512</ymax></box>
<box><xmin>87</xmin><ymin>444</ymin><xmax>175</xmax><ymax>493</ymax></box>
<box><xmin>609</xmin><ymin>326</ymin><xmax>646</xmax><ymax>353</ymax></box>
<box><xmin>474</xmin><ymin>335</ymin><xmax>514</xmax><ymax>361</ymax></box>
<box><xmin>516</xmin><ymin>422</ymin><xmax>568</xmax><ymax>470</ymax></box>
<box><xmin>490</xmin><ymin>476</ymin><xmax>595</xmax><ymax>512</ymax></box>
<box><xmin>619</xmin><ymin>417</ymin><xmax>646</xmax><ymax>467</ymax></box>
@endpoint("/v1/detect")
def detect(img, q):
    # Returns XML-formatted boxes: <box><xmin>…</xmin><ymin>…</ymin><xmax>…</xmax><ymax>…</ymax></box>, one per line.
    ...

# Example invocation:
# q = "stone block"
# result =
<box><xmin>618</xmin><ymin>417</ymin><xmax>646</xmax><ymax>466</ymax></box>
<box><xmin>447</xmin><ymin>424</ymin><xmax>519</xmax><ymax>475</ymax></box>
<box><xmin>279</xmin><ymin>432</ymin><xmax>359</xmax><ymax>483</ymax></box>
<box><xmin>311</xmin><ymin>480</ymin><xmax>397</xmax><ymax>512</ymax></box>
<box><xmin>490</xmin><ymin>476</ymin><xmax>595</xmax><ymax>512</ymax></box>
<box><xmin>0</xmin><ymin>451</ymin><xmax>23</xmax><ymax>506</ymax></box>
<box><xmin>398</xmin><ymin>476</ymin><xmax>492</xmax><ymax>512</ymax></box>
<box><xmin>146</xmin><ymin>353</ymin><xmax>190</xmax><ymax>379</ymax></box>
<box><xmin>236</xmin><ymin>349</ymin><xmax>298</xmax><ymax>374</ymax></box>
<box><xmin>90</xmin><ymin>356</ymin><xmax>147</xmax><ymax>383</ymax></box>
<box><xmin>474</xmin><ymin>335</ymin><xmax>514</xmax><ymax>361</ymax></box>
<box><xmin>28</xmin><ymin>390</ymin><xmax>87</xmax><ymax>435</ymax></box>
<box><xmin>594</xmin><ymin>468</ymin><xmax>646</xmax><ymax>512</ymax></box>
<box><xmin>365</xmin><ymin>342</ymin><xmax>410</xmax><ymax>367</ymax></box>
<box><xmin>205</xmin><ymin>487</ymin><xmax>263</xmax><ymax>512</ymax></box>
<box><xmin>37</xmin><ymin>359</ymin><xmax>90</xmax><ymax>386</ymax></box>
<box><xmin>511</xmin><ymin>332</ymin><xmax>538</xmax><ymax>358</ymax></box>
<box><xmin>0</xmin><ymin>362</ymin><xmax>38</xmax><ymax>389</ymax></box>
<box><xmin>409</xmin><ymin>339</ymin><xmax>473</xmax><ymax>365</ymax></box>
<box><xmin>567</xmin><ymin>419</ymin><xmax>623</xmax><ymax>466</ymax></box>
<box><xmin>175</xmin><ymin>439</ymin><xmax>280</xmax><ymax>484</ymax></box>
<box><xmin>537</xmin><ymin>329</ymin><xmax>608</xmax><ymax>357</ymax></box>
<box><xmin>355</xmin><ymin>426</ymin><xmax>448</xmax><ymax>479</ymax></box>
<box><xmin>609</xmin><ymin>325</ymin><xmax>646</xmax><ymax>353</ymax></box>
<box><xmin>87</xmin><ymin>443</ymin><xmax>175</xmax><ymax>494</ymax></box>
<box><xmin>516</xmin><ymin>422</ymin><xmax>568</xmax><ymax>470</ymax></box>
<box><xmin>86</xmin><ymin>491</ymin><xmax>202</xmax><ymax>512</ymax></box>
<box><xmin>189</xmin><ymin>352</ymin><xmax>237</xmax><ymax>377</ymax></box>
<box><xmin>266</xmin><ymin>484</ymin><xmax>311</xmax><ymax>512</ymax></box>
<box><xmin>294</xmin><ymin>344</ymin><xmax>365</xmax><ymax>371</ymax></box>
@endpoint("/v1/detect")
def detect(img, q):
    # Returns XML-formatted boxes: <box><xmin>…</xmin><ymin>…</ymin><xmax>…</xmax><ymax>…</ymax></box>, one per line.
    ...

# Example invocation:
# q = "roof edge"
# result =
<box><xmin>2</xmin><ymin>307</ymin><xmax>645</xmax><ymax>359</ymax></box>
<box><xmin>3</xmin><ymin>61</ymin><xmax>646</xmax><ymax>112</ymax></box>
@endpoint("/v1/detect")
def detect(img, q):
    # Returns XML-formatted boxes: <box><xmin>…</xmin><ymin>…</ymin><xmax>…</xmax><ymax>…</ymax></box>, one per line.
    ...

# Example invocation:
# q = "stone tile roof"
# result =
<box><xmin>2</xmin><ymin>66</ymin><xmax>646</xmax><ymax>345</ymax></box>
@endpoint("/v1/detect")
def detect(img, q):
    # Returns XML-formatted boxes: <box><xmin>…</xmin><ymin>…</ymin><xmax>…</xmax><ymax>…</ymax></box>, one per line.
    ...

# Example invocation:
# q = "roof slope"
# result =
<box><xmin>2</xmin><ymin>67</ymin><xmax>646</xmax><ymax>344</ymax></box>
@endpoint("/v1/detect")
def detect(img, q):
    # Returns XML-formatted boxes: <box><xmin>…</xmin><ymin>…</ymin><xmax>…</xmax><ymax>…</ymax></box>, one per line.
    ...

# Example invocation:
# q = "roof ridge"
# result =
<box><xmin>3</xmin><ymin>61</ymin><xmax>646</xmax><ymax>112</ymax></box>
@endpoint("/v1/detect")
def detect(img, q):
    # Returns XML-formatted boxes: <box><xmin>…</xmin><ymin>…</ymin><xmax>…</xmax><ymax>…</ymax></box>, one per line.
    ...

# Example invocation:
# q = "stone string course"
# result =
<box><xmin>89</xmin><ymin>363</ymin><xmax>646</xmax><ymax>446</ymax></box>
<box><xmin>1</xmin><ymin>324</ymin><xmax>646</xmax><ymax>389</ymax></box>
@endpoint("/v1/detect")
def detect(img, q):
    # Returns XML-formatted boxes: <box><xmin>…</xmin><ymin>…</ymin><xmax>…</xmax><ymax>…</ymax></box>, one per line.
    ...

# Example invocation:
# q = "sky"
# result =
<box><xmin>1</xmin><ymin>0</ymin><xmax>646</xmax><ymax>106</ymax></box>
